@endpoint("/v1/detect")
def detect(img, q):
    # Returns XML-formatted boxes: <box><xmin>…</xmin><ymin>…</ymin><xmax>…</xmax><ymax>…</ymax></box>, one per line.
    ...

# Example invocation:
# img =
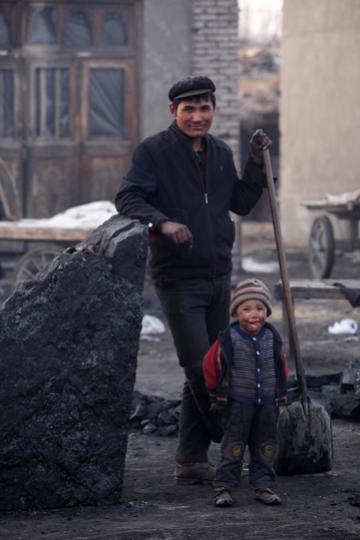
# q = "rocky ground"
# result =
<box><xmin>0</xmin><ymin>223</ymin><xmax>360</xmax><ymax>539</ymax></box>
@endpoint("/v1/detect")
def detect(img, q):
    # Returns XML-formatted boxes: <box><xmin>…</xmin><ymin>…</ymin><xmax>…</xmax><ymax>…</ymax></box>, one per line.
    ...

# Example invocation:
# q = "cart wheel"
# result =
<box><xmin>308</xmin><ymin>216</ymin><xmax>335</xmax><ymax>278</ymax></box>
<box><xmin>14</xmin><ymin>245</ymin><xmax>64</xmax><ymax>287</ymax></box>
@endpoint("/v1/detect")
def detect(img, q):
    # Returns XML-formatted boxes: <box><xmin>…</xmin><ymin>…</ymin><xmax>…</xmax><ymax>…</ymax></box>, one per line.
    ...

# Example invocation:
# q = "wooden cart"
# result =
<box><xmin>275</xmin><ymin>278</ymin><xmax>360</xmax><ymax>357</ymax></box>
<box><xmin>303</xmin><ymin>194</ymin><xmax>360</xmax><ymax>278</ymax></box>
<box><xmin>0</xmin><ymin>220</ymin><xmax>92</xmax><ymax>287</ymax></box>
<box><xmin>0</xmin><ymin>161</ymin><xmax>116</xmax><ymax>291</ymax></box>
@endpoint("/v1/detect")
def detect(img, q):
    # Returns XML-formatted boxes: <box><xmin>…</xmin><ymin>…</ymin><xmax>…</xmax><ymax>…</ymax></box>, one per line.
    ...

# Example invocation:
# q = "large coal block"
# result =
<box><xmin>0</xmin><ymin>216</ymin><xmax>148</xmax><ymax>510</ymax></box>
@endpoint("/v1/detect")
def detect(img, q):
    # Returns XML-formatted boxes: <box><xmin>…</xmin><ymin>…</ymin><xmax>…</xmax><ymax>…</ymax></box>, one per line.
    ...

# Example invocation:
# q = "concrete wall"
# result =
<box><xmin>141</xmin><ymin>0</ymin><xmax>240</xmax><ymax>165</ymax></box>
<box><xmin>280</xmin><ymin>0</ymin><xmax>360</xmax><ymax>246</ymax></box>
<box><xmin>141</xmin><ymin>0</ymin><xmax>192</xmax><ymax>137</ymax></box>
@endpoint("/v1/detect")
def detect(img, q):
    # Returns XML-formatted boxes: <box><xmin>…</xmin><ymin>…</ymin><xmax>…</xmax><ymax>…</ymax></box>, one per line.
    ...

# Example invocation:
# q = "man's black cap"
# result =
<box><xmin>168</xmin><ymin>76</ymin><xmax>216</xmax><ymax>101</ymax></box>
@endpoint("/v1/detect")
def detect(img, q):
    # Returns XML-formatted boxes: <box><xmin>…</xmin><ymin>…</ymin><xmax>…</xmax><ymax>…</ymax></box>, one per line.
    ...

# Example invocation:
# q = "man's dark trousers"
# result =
<box><xmin>156</xmin><ymin>274</ymin><xmax>230</xmax><ymax>464</ymax></box>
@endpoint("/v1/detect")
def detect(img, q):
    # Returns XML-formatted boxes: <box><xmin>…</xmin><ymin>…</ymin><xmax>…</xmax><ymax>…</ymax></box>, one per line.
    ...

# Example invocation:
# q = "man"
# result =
<box><xmin>115</xmin><ymin>76</ymin><xmax>271</xmax><ymax>483</ymax></box>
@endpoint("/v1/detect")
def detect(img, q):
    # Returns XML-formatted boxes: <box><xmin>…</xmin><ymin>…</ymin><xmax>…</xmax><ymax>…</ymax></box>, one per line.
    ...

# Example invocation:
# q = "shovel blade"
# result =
<box><xmin>275</xmin><ymin>400</ymin><xmax>333</xmax><ymax>475</ymax></box>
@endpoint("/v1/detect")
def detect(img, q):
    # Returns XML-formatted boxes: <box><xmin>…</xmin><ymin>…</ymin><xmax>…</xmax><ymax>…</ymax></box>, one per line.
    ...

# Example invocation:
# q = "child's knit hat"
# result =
<box><xmin>230</xmin><ymin>278</ymin><xmax>272</xmax><ymax>317</ymax></box>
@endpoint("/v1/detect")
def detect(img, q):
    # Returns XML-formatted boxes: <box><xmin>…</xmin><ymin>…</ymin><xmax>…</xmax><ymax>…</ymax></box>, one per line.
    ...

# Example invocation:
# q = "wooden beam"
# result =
<box><xmin>275</xmin><ymin>279</ymin><xmax>360</xmax><ymax>301</ymax></box>
<box><xmin>0</xmin><ymin>221</ymin><xmax>90</xmax><ymax>241</ymax></box>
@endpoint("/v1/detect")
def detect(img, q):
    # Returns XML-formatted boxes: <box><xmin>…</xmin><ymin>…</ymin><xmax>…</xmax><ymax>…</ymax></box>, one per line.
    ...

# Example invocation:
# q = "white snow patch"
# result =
<box><xmin>17</xmin><ymin>201</ymin><xmax>117</xmax><ymax>230</ymax></box>
<box><xmin>241</xmin><ymin>256</ymin><xmax>278</xmax><ymax>273</ymax></box>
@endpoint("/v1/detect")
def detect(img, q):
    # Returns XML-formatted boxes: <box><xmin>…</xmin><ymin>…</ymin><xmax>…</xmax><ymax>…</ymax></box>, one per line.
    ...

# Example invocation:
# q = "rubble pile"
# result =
<box><xmin>131</xmin><ymin>366</ymin><xmax>360</xmax><ymax>441</ymax></box>
<box><xmin>322</xmin><ymin>361</ymin><xmax>360</xmax><ymax>419</ymax></box>
<box><xmin>0</xmin><ymin>216</ymin><xmax>148</xmax><ymax>511</ymax></box>
<box><xmin>287</xmin><ymin>366</ymin><xmax>360</xmax><ymax>420</ymax></box>
<box><xmin>130</xmin><ymin>391</ymin><xmax>181</xmax><ymax>437</ymax></box>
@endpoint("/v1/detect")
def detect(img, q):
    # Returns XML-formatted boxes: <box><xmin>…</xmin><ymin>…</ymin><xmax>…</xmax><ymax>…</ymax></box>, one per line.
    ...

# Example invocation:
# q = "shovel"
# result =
<box><xmin>263</xmin><ymin>147</ymin><xmax>333</xmax><ymax>475</ymax></box>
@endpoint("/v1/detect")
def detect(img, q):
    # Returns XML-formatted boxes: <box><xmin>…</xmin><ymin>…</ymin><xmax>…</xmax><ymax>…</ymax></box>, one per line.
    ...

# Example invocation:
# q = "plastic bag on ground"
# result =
<box><xmin>328</xmin><ymin>318</ymin><xmax>358</xmax><ymax>335</ymax></box>
<box><xmin>140</xmin><ymin>315</ymin><xmax>165</xmax><ymax>338</ymax></box>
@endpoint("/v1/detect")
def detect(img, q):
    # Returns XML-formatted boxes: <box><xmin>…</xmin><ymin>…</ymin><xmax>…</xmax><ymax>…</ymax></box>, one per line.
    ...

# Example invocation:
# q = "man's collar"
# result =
<box><xmin>169</xmin><ymin>121</ymin><xmax>209</xmax><ymax>147</ymax></box>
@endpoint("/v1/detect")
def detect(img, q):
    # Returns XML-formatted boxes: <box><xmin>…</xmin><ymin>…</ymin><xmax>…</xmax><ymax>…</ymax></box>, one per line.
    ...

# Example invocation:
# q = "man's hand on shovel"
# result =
<box><xmin>250</xmin><ymin>129</ymin><xmax>272</xmax><ymax>165</ymax></box>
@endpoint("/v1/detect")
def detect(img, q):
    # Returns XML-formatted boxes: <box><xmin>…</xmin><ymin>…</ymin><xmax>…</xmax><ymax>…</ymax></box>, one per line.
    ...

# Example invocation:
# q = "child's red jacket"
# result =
<box><xmin>203</xmin><ymin>322</ymin><xmax>288</xmax><ymax>408</ymax></box>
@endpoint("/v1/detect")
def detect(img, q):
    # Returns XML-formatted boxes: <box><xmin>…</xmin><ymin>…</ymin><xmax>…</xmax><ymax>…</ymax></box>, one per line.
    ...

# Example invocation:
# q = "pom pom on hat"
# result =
<box><xmin>230</xmin><ymin>278</ymin><xmax>272</xmax><ymax>317</ymax></box>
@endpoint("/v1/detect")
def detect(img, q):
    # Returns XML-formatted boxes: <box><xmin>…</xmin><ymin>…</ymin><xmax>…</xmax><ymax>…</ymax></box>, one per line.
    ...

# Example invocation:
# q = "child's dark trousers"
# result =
<box><xmin>214</xmin><ymin>401</ymin><xmax>278</xmax><ymax>489</ymax></box>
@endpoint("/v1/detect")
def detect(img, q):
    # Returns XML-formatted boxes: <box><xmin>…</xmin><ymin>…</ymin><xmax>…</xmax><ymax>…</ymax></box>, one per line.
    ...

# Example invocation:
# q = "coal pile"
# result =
<box><xmin>287</xmin><ymin>368</ymin><xmax>360</xmax><ymax>420</ymax></box>
<box><xmin>130</xmin><ymin>391</ymin><xmax>181</xmax><ymax>437</ymax></box>
<box><xmin>322</xmin><ymin>361</ymin><xmax>360</xmax><ymax>419</ymax></box>
<box><xmin>130</xmin><ymin>369</ymin><xmax>360</xmax><ymax>441</ymax></box>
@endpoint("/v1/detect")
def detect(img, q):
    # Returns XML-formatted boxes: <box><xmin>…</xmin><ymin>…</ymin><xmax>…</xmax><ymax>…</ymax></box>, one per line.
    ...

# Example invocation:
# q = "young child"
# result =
<box><xmin>203</xmin><ymin>278</ymin><xmax>288</xmax><ymax>507</ymax></box>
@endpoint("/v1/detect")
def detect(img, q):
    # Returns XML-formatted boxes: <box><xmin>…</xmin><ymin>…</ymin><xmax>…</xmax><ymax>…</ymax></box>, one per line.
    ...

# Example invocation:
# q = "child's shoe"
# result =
<box><xmin>255</xmin><ymin>487</ymin><xmax>281</xmax><ymax>505</ymax></box>
<box><xmin>214</xmin><ymin>488</ymin><xmax>233</xmax><ymax>507</ymax></box>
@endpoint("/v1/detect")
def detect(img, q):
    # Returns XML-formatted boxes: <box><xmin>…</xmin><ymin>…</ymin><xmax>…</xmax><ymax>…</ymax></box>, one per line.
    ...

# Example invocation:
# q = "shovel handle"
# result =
<box><xmin>262</xmin><ymin>148</ymin><xmax>308</xmax><ymax>406</ymax></box>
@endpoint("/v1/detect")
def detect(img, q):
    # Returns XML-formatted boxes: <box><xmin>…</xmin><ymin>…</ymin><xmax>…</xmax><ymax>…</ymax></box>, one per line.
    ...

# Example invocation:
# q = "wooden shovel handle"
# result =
<box><xmin>262</xmin><ymin>148</ymin><xmax>308</xmax><ymax>405</ymax></box>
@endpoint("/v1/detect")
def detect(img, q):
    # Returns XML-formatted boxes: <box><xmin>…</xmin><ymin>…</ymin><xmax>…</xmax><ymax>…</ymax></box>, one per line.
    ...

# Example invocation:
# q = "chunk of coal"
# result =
<box><xmin>0</xmin><ymin>216</ymin><xmax>147</xmax><ymax>511</ymax></box>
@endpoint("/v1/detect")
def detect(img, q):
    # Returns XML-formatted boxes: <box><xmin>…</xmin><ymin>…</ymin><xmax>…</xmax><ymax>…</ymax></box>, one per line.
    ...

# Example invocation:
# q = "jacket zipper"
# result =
<box><xmin>192</xmin><ymin>143</ymin><xmax>217</xmax><ymax>277</ymax></box>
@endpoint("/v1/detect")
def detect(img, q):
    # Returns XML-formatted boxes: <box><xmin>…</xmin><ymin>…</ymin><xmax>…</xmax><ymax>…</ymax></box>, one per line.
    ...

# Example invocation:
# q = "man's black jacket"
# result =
<box><xmin>115</xmin><ymin>122</ymin><xmax>266</xmax><ymax>282</ymax></box>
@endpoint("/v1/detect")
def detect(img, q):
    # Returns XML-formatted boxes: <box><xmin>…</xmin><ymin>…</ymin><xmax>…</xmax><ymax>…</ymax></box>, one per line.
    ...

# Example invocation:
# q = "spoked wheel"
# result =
<box><xmin>308</xmin><ymin>216</ymin><xmax>335</xmax><ymax>278</ymax></box>
<box><xmin>14</xmin><ymin>244</ymin><xmax>64</xmax><ymax>287</ymax></box>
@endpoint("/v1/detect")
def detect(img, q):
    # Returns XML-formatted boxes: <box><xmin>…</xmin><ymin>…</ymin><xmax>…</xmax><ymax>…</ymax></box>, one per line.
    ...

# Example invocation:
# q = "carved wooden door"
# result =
<box><xmin>0</xmin><ymin>3</ymin><xmax>23</xmax><ymax>221</ymax></box>
<box><xmin>0</xmin><ymin>1</ymin><xmax>139</xmax><ymax>219</ymax></box>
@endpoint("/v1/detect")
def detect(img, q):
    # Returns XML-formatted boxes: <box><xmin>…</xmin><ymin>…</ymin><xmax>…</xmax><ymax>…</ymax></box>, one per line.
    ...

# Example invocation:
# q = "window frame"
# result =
<box><xmin>88</xmin><ymin>66</ymin><xmax>125</xmax><ymax>138</ymax></box>
<box><xmin>23</xmin><ymin>3</ymin><xmax>135</xmax><ymax>51</ymax></box>
<box><xmin>63</xmin><ymin>8</ymin><xmax>93</xmax><ymax>47</ymax></box>
<box><xmin>28</xmin><ymin>60</ymin><xmax>77</xmax><ymax>144</ymax></box>
<box><xmin>80</xmin><ymin>58</ymin><xmax>136</xmax><ymax>145</ymax></box>
<box><xmin>0</xmin><ymin>59</ymin><xmax>20</xmax><ymax>141</ymax></box>
<box><xmin>25</xmin><ymin>5</ymin><xmax>58</xmax><ymax>45</ymax></box>
<box><xmin>0</xmin><ymin>3</ymin><xmax>17</xmax><ymax>49</ymax></box>
<box><xmin>0</xmin><ymin>7</ymin><xmax>11</xmax><ymax>47</ymax></box>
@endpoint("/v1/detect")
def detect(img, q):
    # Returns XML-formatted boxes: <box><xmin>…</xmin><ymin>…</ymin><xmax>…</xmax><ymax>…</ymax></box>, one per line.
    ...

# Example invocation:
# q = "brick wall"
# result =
<box><xmin>192</xmin><ymin>0</ymin><xmax>240</xmax><ymax>167</ymax></box>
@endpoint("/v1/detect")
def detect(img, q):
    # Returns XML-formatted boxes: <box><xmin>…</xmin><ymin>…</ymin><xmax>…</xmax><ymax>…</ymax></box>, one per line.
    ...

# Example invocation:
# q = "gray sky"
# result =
<box><xmin>238</xmin><ymin>0</ymin><xmax>283</xmax><ymax>42</ymax></box>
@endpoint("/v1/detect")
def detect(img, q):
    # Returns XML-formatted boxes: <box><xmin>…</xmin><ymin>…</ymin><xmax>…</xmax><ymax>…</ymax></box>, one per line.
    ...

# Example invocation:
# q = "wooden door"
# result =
<box><xmin>0</xmin><ymin>1</ymin><xmax>140</xmax><ymax>219</ymax></box>
<box><xmin>79</xmin><ymin>57</ymin><xmax>138</xmax><ymax>202</ymax></box>
<box><xmin>0</xmin><ymin>3</ymin><xmax>23</xmax><ymax>220</ymax></box>
<box><xmin>25</xmin><ymin>57</ymin><xmax>81</xmax><ymax>218</ymax></box>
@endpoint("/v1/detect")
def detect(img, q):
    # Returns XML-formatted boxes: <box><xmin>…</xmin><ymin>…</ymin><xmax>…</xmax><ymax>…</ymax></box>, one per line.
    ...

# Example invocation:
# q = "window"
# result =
<box><xmin>27</xmin><ymin>8</ymin><xmax>56</xmax><ymax>44</ymax></box>
<box><xmin>64</xmin><ymin>10</ymin><xmax>92</xmax><ymax>47</ymax></box>
<box><xmin>89</xmin><ymin>68</ymin><xmax>124</xmax><ymax>137</ymax></box>
<box><xmin>0</xmin><ymin>70</ymin><xmax>14</xmax><ymax>137</ymax></box>
<box><xmin>35</xmin><ymin>68</ymin><xmax>69</xmax><ymax>138</ymax></box>
<box><xmin>101</xmin><ymin>13</ymin><xmax>127</xmax><ymax>46</ymax></box>
<box><xmin>0</xmin><ymin>11</ymin><xmax>10</xmax><ymax>45</ymax></box>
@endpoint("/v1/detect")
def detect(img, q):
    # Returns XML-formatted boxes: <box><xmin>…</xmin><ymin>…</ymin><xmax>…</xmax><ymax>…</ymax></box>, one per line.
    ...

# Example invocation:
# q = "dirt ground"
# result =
<box><xmin>1</xmin><ymin>223</ymin><xmax>360</xmax><ymax>540</ymax></box>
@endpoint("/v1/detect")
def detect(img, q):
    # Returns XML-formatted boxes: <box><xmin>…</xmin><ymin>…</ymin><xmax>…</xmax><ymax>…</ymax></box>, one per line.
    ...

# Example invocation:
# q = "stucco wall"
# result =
<box><xmin>280</xmin><ymin>0</ymin><xmax>360</xmax><ymax>246</ymax></box>
<box><xmin>141</xmin><ymin>0</ymin><xmax>240</xmax><ymax>165</ymax></box>
<box><xmin>141</xmin><ymin>0</ymin><xmax>192</xmax><ymax>137</ymax></box>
